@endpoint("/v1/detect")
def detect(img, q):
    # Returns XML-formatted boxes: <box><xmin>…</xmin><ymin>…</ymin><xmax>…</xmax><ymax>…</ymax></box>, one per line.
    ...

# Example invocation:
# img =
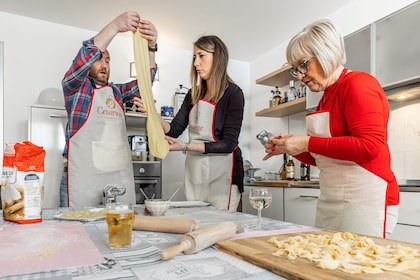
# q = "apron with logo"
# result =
<box><xmin>185</xmin><ymin>100</ymin><xmax>238</xmax><ymax>210</ymax></box>
<box><xmin>306</xmin><ymin>110</ymin><xmax>387</xmax><ymax>237</ymax></box>
<box><xmin>67</xmin><ymin>86</ymin><xmax>135</xmax><ymax>207</ymax></box>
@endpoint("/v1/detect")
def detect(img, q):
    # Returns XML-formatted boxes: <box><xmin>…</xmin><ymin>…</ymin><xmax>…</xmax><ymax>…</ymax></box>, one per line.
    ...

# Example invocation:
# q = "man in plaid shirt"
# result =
<box><xmin>60</xmin><ymin>11</ymin><xmax>158</xmax><ymax>207</ymax></box>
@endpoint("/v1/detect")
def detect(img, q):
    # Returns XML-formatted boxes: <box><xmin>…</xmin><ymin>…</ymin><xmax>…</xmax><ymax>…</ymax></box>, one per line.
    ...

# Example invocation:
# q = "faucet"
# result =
<box><xmin>103</xmin><ymin>184</ymin><xmax>127</xmax><ymax>205</ymax></box>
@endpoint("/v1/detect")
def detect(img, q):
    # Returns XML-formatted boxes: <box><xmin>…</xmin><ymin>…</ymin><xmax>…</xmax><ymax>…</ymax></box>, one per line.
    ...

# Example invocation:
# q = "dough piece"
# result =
<box><xmin>59</xmin><ymin>209</ymin><xmax>105</xmax><ymax>219</ymax></box>
<box><xmin>268</xmin><ymin>232</ymin><xmax>420</xmax><ymax>274</ymax></box>
<box><xmin>133</xmin><ymin>31</ymin><xmax>169</xmax><ymax>159</ymax></box>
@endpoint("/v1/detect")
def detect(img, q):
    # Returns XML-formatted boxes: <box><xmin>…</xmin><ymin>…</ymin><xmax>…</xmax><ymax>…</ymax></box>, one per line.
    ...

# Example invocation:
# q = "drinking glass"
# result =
<box><xmin>106</xmin><ymin>202</ymin><xmax>134</xmax><ymax>249</ymax></box>
<box><xmin>248</xmin><ymin>188</ymin><xmax>272</xmax><ymax>230</ymax></box>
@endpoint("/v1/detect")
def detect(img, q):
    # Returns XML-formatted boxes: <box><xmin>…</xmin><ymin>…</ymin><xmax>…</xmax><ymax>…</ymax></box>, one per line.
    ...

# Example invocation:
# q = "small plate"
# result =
<box><xmin>169</xmin><ymin>201</ymin><xmax>210</xmax><ymax>208</ymax></box>
<box><xmin>54</xmin><ymin>208</ymin><xmax>106</xmax><ymax>222</ymax></box>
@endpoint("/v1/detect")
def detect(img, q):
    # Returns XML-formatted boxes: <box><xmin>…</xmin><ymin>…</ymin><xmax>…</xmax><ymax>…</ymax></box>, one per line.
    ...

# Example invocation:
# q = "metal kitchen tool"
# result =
<box><xmin>102</xmin><ymin>184</ymin><xmax>127</xmax><ymax>205</ymax></box>
<box><xmin>256</xmin><ymin>130</ymin><xmax>273</xmax><ymax>145</ymax></box>
<box><xmin>243</xmin><ymin>160</ymin><xmax>261</xmax><ymax>183</ymax></box>
<box><xmin>168</xmin><ymin>188</ymin><xmax>180</xmax><ymax>201</ymax></box>
<box><xmin>139</xmin><ymin>187</ymin><xmax>150</xmax><ymax>200</ymax></box>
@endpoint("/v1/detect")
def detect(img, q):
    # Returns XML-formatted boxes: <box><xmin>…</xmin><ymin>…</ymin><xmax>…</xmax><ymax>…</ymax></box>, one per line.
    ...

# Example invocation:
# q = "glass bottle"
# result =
<box><xmin>286</xmin><ymin>155</ymin><xmax>295</xmax><ymax>180</ymax></box>
<box><xmin>280</xmin><ymin>154</ymin><xmax>287</xmax><ymax>180</ymax></box>
<box><xmin>300</xmin><ymin>162</ymin><xmax>310</xmax><ymax>181</ymax></box>
<box><xmin>281</xmin><ymin>91</ymin><xmax>288</xmax><ymax>104</ymax></box>
<box><xmin>272</xmin><ymin>86</ymin><xmax>282</xmax><ymax>105</ymax></box>
<box><xmin>287</xmin><ymin>80</ymin><xmax>297</xmax><ymax>101</ymax></box>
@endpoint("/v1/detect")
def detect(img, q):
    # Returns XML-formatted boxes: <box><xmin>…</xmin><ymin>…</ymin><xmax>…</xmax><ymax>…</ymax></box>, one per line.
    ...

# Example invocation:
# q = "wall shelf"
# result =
<box><xmin>256</xmin><ymin>64</ymin><xmax>296</xmax><ymax>87</ymax></box>
<box><xmin>255</xmin><ymin>97</ymin><xmax>306</xmax><ymax>118</ymax></box>
<box><xmin>256</xmin><ymin>64</ymin><xmax>304</xmax><ymax>118</ymax></box>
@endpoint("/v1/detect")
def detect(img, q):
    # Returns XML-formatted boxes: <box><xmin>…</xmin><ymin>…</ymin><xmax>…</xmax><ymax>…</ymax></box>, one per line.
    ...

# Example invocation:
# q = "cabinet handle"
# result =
<box><xmin>299</xmin><ymin>195</ymin><xmax>318</xmax><ymax>199</ymax></box>
<box><xmin>50</xmin><ymin>114</ymin><xmax>67</xmax><ymax>119</ymax></box>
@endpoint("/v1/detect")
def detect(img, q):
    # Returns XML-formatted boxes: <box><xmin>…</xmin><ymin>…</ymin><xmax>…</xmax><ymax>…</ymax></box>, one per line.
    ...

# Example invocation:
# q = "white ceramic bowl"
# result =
<box><xmin>145</xmin><ymin>199</ymin><xmax>170</xmax><ymax>216</ymax></box>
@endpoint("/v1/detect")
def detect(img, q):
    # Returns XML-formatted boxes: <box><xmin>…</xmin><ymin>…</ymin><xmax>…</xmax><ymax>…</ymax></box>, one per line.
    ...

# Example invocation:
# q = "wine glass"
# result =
<box><xmin>248</xmin><ymin>188</ymin><xmax>272</xmax><ymax>230</ymax></box>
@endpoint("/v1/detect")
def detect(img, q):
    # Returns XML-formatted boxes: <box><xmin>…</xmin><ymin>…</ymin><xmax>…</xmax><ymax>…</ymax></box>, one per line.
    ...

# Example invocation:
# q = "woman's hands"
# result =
<box><xmin>263</xmin><ymin>134</ymin><xmax>310</xmax><ymax>160</ymax></box>
<box><xmin>165</xmin><ymin>136</ymin><xmax>186</xmax><ymax>152</ymax></box>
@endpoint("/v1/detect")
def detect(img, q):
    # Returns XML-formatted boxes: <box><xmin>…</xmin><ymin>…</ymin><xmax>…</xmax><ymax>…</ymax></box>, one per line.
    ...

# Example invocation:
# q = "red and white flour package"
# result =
<box><xmin>1</xmin><ymin>141</ymin><xmax>46</xmax><ymax>223</ymax></box>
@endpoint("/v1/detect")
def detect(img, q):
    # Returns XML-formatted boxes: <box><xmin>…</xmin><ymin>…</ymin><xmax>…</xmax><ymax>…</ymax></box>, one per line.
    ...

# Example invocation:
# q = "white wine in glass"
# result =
<box><xmin>248</xmin><ymin>188</ymin><xmax>272</xmax><ymax>230</ymax></box>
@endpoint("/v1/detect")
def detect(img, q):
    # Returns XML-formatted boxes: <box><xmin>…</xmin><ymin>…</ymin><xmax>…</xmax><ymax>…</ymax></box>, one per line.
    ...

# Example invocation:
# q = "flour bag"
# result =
<box><xmin>1</xmin><ymin>141</ymin><xmax>46</xmax><ymax>223</ymax></box>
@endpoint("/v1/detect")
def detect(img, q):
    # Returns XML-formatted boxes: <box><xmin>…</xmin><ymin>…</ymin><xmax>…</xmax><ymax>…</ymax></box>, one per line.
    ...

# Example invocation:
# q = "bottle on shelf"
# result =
<box><xmin>286</xmin><ymin>155</ymin><xmax>295</xmax><ymax>180</ymax></box>
<box><xmin>272</xmin><ymin>86</ymin><xmax>282</xmax><ymax>106</ymax></box>
<box><xmin>300</xmin><ymin>162</ymin><xmax>310</xmax><ymax>181</ymax></box>
<box><xmin>281</xmin><ymin>91</ymin><xmax>288</xmax><ymax>104</ymax></box>
<box><xmin>280</xmin><ymin>153</ymin><xmax>288</xmax><ymax>180</ymax></box>
<box><xmin>287</xmin><ymin>80</ymin><xmax>297</xmax><ymax>102</ymax></box>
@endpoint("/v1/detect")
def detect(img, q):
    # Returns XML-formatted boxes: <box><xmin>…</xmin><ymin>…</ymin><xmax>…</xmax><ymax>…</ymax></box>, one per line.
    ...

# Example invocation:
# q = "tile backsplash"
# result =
<box><xmin>388</xmin><ymin>101</ymin><xmax>420</xmax><ymax>180</ymax></box>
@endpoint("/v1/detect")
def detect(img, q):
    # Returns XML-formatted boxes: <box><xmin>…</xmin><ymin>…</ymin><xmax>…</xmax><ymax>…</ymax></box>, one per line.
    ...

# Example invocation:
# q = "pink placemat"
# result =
<box><xmin>0</xmin><ymin>220</ymin><xmax>104</xmax><ymax>277</ymax></box>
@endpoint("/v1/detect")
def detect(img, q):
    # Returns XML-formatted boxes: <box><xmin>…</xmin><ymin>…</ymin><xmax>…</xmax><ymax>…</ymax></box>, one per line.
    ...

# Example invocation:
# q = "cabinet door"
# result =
<box><xmin>397</xmin><ymin>192</ymin><xmax>420</xmax><ymax>226</ymax></box>
<box><xmin>344</xmin><ymin>25</ymin><xmax>371</xmax><ymax>73</ymax></box>
<box><xmin>376</xmin><ymin>2</ymin><xmax>420</xmax><ymax>86</ymax></box>
<box><xmin>284</xmin><ymin>187</ymin><xmax>319</xmax><ymax>227</ymax></box>
<box><xmin>28</xmin><ymin>106</ymin><xmax>67</xmax><ymax>208</ymax></box>
<box><xmin>389</xmin><ymin>224</ymin><xmax>420</xmax><ymax>244</ymax></box>
<box><xmin>242</xmin><ymin>186</ymin><xmax>284</xmax><ymax>221</ymax></box>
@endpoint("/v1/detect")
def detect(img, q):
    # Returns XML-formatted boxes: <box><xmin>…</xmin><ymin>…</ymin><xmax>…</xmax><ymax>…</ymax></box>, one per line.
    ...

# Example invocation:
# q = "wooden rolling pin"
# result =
<box><xmin>132</xmin><ymin>215</ymin><xmax>198</xmax><ymax>233</ymax></box>
<box><xmin>160</xmin><ymin>221</ymin><xmax>238</xmax><ymax>260</ymax></box>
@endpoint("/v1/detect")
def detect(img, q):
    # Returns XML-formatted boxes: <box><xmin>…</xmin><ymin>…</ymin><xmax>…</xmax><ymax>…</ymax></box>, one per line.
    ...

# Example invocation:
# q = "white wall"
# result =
<box><xmin>0</xmin><ymin>11</ymin><xmax>250</xmax><ymax>144</ymax></box>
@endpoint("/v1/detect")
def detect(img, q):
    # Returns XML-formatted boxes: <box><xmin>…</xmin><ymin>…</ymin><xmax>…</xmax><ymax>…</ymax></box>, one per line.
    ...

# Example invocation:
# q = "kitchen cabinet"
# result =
<box><xmin>242</xmin><ymin>185</ymin><xmax>284</xmax><ymax>221</ymax></box>
<box><xmin>388</xmin><ymin>190</ymin><xmax>420</xmax><ymax>244</ymax></box>
<box><xmin>344</xmin><ymin>25</ymin><xmax>371</xmax><ymax>74</ymax></box>
<box><xmin>376</xmin><ymin>2</ymin><xmax>420</xmax><ymax>87</ymax></box>
<box><xmin>284</xmin><ymin>187</ymin><xmax>319</xmax><ymax>227</ymax></box>
<box><xmin>28</xmin><ymin>105</ymin><xmax>67</xmax><ymax>208</ymax></box>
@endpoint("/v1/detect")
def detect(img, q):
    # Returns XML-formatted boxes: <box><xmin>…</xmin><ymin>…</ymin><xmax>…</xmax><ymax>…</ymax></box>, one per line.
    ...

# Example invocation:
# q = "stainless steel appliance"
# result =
<box><xmin>132</xmin><ymin>161</ymin><xmax>162</xmax><ymax>204</ymax></box>
<box><xmin>243</xmin><ymin>160</ymin><xmax>262</xmax><ymax>183</ymax></box>
<box><xmin>129</xmin><ymin>135</ymin><xmax>148</xmax><ymax>160</ymax></box>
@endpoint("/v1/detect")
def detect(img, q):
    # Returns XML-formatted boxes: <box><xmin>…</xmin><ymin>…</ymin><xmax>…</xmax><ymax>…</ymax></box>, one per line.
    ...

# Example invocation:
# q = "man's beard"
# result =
<box><xmin>89</xmin><ymin>68</ymin><xmax>109</xmax><ymax>86</ymax></box>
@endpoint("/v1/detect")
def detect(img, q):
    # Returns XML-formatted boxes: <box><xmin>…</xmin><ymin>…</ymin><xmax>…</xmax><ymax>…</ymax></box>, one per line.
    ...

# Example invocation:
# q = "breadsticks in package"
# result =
<box><xmin>1</xmin><ymin>141</ymin><xmax>46</xmax><ymax>223</ymax></box>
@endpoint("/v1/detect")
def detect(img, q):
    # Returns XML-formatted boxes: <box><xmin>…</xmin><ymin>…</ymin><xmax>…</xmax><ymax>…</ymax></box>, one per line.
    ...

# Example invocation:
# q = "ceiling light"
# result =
<box><xmin>387</xmin><ymin>86</ymin><xmax>420</xmax><ymax>101</ymax></box>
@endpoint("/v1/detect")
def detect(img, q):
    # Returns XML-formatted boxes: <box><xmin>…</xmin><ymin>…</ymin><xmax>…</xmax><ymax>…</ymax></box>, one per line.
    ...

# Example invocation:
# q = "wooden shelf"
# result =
<box><xmin>256</xmin><ymin>64</ymin><xmax>305</xmax><ymax>118</ymax></box>
<box><xmin>255</xmin><ymin>97</ymin><xmax>306</xmax><ymax>118</ymax></box>
<box><xmin>256</xmin><ymin>64</ymin><xmax>297</xmax><ymax>87</ymax></box>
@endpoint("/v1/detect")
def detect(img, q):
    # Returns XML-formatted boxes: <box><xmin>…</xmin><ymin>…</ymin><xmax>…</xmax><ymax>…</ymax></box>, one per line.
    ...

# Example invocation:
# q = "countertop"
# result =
<box><xmin>246</xmin><ymin>180</ymin><xmax>420</xmax><ymax>192</ymax></box>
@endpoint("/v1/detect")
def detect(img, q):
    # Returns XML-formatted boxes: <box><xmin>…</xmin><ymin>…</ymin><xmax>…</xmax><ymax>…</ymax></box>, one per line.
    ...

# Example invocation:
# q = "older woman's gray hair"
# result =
<box><xmin>286</xmin><ymin>19</ymin><xmax>346</xmax><ymax>77</ymax></box>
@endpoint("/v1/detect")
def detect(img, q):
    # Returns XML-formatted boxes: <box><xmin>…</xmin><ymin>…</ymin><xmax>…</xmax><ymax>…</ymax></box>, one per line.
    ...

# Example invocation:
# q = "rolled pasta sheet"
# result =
<box><xmin>133</xmin><ymin>30</ymin><xmax>169</xmax><ymax>159</ymax></box>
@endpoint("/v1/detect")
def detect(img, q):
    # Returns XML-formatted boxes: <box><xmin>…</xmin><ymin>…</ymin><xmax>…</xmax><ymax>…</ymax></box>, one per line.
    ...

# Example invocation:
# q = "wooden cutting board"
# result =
<box><xmin>216</xmin><ymin>230</ymin><xmax>420</xmax><ymax>280</ymax></box>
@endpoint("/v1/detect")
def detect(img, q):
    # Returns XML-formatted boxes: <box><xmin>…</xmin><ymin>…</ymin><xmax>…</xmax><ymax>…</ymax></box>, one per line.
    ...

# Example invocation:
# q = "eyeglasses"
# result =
<box><xmin>288</xmin><ymin>56</ymin><xmax>314</xmax><ymax>78</ymax></box>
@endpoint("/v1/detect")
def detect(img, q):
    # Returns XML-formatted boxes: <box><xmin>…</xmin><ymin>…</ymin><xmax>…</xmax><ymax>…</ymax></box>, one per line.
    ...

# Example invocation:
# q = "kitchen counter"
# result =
<box><xmin>246</xmin><ymin>180</ymin><xmax>320</xmax><ymax>187</ymax></box>
<box><xmin>247</xmin><ymin>180</ymin><xmax>420</xmax><ymax>192</ymax></box>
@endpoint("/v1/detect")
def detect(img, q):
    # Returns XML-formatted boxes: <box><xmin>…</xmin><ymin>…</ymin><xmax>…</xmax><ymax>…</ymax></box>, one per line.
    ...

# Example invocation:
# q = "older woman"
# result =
<box><xmin>264</xmin><ymin>19</ymin><xmax>399</xmax><ymax>238</ymax></box>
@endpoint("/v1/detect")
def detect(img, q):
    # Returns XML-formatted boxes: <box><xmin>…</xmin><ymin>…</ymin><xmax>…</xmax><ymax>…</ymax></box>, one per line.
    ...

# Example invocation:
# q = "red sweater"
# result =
<box><xmin>296</xmin><ymin>70</ymin><xmax>399</xmax><ymax>206</ymax></box>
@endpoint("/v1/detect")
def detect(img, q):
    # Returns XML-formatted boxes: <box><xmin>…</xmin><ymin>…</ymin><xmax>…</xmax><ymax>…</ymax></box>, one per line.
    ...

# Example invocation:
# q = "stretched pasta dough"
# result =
<box><xmin>133</xmin><ymin>30</ymin><xmax>169</xmax><ymax>159</ymax></box>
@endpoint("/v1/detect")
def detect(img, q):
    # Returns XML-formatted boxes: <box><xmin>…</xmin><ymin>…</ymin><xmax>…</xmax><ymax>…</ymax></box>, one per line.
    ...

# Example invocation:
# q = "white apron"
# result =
<box><xmin>307</xmin><ymin>111</ymin><xmax>387</xmax><ymax>237</ymax></box>
<box><xmin>185</xmin><ymin>100</ymin><xmax>239</xmax><ymax>211</ymax></box>
<box><xmin>67</xmin><ymin>86</ymin><xmax>135</xmax><ymax>207</ymax></box>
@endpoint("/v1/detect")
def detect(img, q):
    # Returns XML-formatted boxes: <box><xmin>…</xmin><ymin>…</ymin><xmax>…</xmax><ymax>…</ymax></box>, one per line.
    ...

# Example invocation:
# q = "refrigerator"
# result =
<box><xmin>28</xmin><ymin>105</ymin><xmax>67</xmax><ymax>208</ymax></box>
